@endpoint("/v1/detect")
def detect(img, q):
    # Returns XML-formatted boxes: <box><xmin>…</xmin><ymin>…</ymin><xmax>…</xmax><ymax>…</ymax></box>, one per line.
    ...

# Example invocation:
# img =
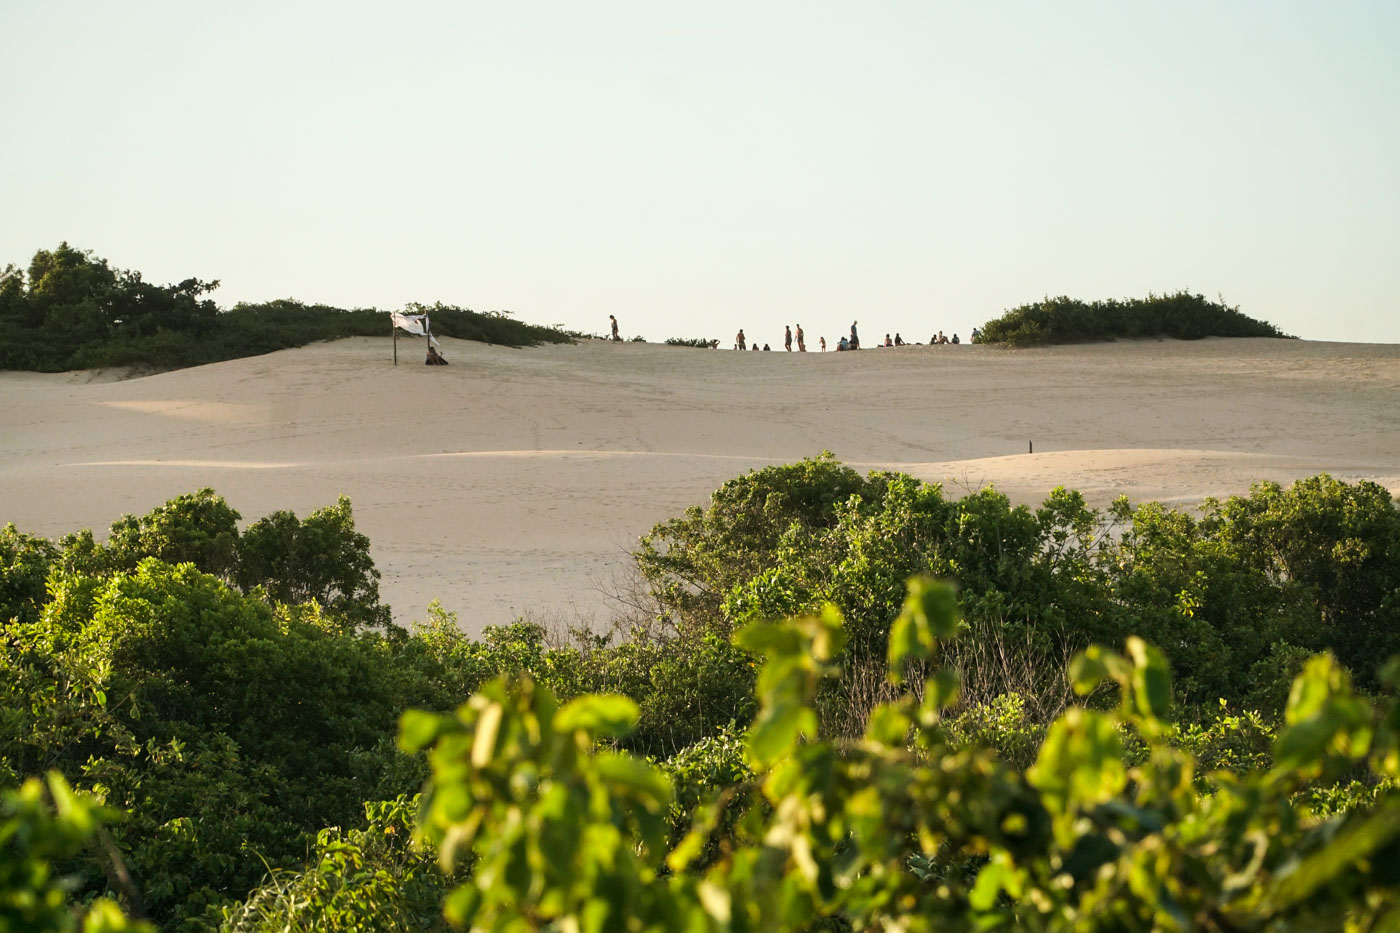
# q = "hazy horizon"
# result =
<box><xmin>3</xmin><ymin>2</ymin><xmax>1397</xmax><ymax>346</ymax></box>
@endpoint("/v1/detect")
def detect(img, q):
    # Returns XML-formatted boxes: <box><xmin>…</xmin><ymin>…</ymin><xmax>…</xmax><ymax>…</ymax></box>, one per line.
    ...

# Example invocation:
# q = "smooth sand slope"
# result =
<box><xmin>2</xmin><ymin>337</ymin><xmax>1397</xmax><ymax>633</ymax></box>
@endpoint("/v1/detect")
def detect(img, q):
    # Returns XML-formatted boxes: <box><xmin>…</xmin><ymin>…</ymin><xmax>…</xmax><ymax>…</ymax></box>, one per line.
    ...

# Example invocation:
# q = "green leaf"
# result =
<box><xmin>443</xmin><ymin>884</ymin><xmax>481</xmax><ymax>927</ymax></box>
<box><xmin>556</xmin><ymin>694</ymin><xmax>641</xmax><ymax>738</ymax></box>
<box><xmin>593</xmin><ymin>753</ymin><xmax>671</xmax><ymax>806</ymax></box>
<box><xmin>748</xmin><ymin>703</ymin><xmax>816</xmax><ymax>767</ymax></box>
<box><xmin>735</xmin><ymin>621</ymin><xmax>798</xmax><ymax>654</ymax></box>
<box><xmin>1069</xmin><ymin>648</ymin><xmax>1111</xmax><ymax>696</ymax></box>
<box><xmin>1127</xmin><ymin>637</ymin><xmax>1172</xmax><ymax>724</ymax></box>
<box><xmin>397</xmin><ymin>709</ymin><xmax>444</xmax><ymax>753</ymax></box>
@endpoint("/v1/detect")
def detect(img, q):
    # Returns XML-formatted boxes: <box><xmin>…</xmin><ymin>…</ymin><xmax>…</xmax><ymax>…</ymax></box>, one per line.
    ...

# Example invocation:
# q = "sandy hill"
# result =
<box><xmin>3</xmin><ymin>336</ymin><xmax>1397</xmax><ymax>633</ymax></box>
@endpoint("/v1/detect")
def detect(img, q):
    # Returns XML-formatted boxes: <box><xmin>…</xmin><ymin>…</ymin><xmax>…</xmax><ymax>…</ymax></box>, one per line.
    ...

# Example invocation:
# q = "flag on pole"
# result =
<box><xmin>391</xmin><ymin>312</ymin><xmax>440</xmax><ymax>346</ymax></box>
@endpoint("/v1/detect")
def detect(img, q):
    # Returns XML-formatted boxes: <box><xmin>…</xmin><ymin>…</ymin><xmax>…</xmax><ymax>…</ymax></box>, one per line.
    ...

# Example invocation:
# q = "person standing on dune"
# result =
<box><xmin>736</xmin><ymin>329</ymin><xmax>747</xmax><ymax>350</ymax></box>
<box><xmin>609</xmin><ymin>315</ymin><xmax>621</xmax><ymax>342</ymax></box>
<box><xmin>784</xmin><ymin>325</ymin><xmax>793</xmax><ymax>351</ymax></box>
<box><xmin>796</xmin><ymin>324</ymin><xmax>806</xmax><ymax>351</ymax></box>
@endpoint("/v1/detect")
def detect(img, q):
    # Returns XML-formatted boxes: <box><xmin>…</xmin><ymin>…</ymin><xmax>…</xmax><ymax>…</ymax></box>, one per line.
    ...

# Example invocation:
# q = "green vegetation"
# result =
<box><xmin>664</xmin><ymin>337</ymin><xmax>715</xmax><ymax>348</ymax></box>
<box><xmin>4</xmin><ymin>460</ymin><xmax>1400</xmax><ymax>929</ymax></box>
<box><xmin>977</xmin><ymin>291</ymin><xmax>1293</xmax><ymax>346</ymax></box>
<box><xmin>0</xmin><ymin>244</ymin><xmax>572</xmax><ymax>373</ymax></box>
<box><xmin>407</xmin><ymin>590</ymin><xmax>1400</xmax><ymax>931</ymax></box>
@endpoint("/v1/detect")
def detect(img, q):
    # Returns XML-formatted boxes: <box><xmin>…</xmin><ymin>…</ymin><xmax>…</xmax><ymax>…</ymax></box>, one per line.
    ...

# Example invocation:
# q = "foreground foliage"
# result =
<box><xmin>1</xmin><ymin>773</ymin><xmax>150</xmax><ymax>932</ymax></box>
<box><xmin>0</xmin><ymin>244</ymin><xmax>571</xmax><ymax>373</ymax></box>
<box><xmin>406</xmin><ymin>580</ymin><xmax>1400</xmax><ymax>931</ymax></box>
<box><xmin>977</xmin><ymin>291</ymin><xmax>1292</xmax><ymax>346</ymax></box>
<box><xmin>3</xmin><ymin>462</ymin><xmax>1399</xmax><ymax>929</ymax></box>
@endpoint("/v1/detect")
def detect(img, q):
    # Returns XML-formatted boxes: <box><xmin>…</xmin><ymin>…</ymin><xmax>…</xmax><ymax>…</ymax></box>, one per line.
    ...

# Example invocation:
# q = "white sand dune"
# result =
<box><xmin>3</xmin><ymin>336</ymin><xmax>1397</xmax><ymax>632</ymax></box>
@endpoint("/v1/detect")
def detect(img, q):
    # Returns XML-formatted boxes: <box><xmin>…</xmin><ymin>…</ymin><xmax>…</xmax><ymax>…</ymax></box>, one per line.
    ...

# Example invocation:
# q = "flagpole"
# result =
<box><xmin>392</xmin><ymin>314</ymin><xmax>397</xmax><ymax>365</ymax></box>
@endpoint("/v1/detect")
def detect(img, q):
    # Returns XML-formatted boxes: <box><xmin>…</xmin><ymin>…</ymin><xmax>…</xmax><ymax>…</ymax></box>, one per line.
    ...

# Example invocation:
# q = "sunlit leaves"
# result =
<box><xmin>409</xmin><ymin>574</ymin><xmax>1400</xmax><ymax>931</ymax></box>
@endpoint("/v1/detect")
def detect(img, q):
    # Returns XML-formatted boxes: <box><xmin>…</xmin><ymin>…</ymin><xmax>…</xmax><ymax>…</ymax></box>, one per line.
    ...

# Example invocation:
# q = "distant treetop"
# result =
<box><xmin>0</xmin><ymin>243</ymin><xmax>573</xmax><ymax>374</ymax></box>
<box><xmin>976</xmin><ymin>291</ymin><xmax>1293</xmax><ymax>347</ymax></box>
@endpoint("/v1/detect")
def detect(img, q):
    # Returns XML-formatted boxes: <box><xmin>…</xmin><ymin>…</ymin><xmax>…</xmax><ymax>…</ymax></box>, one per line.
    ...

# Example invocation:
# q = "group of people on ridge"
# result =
<box><xmin>606</xmin><ymin>315</ymin><xmax>980</xmax><ymax>353</ymax></box>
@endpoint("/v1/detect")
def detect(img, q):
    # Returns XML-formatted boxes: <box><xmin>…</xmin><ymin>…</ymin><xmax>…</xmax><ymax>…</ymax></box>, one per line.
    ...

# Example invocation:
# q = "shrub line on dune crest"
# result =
<box><xmin>0</xmin><ymin>243</ymin><xmax>574</xmax><ymax>374</ymax></box>
<box><xmin>977</xmin><ymin>291</ymin><xmax>1293</xmax><ymax>346</ymax></box>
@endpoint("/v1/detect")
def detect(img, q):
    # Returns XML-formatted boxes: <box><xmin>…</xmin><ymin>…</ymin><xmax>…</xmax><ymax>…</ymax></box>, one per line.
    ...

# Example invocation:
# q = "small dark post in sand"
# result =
<box><xmin>1029</xmin><ymin>440</ymin><xmax>1033</xmax><ymax>454</ymax></box>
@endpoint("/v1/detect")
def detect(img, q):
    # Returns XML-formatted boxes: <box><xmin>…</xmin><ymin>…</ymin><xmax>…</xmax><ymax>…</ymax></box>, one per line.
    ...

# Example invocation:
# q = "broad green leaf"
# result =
<box><xmin>556</xmin><ymin>694</ymin><xmax>640</xmax><ymax>738</ymax></box>
<box><xmin>748</xmin><ymin>703</ymin><xmax>816</xmax><ymax>767</ymax></box>
<box><xmin>1069</xmin><ymin>648</ymin><xmax>1111</xmax><ymax>695</ymax></box>
<box><xmin>1127</xmin><ymin>637</ymin><xmax>1172</xmax><ymax>724</ymax></box>
<box><xmin>1260</xmin><ymin>797</ymin><xmax>1400</xmax><ymax>914</ymax></box>
<box><xmin>1029</xmin><ymin>708</ymin><xmax>1126</xmax><ymax>811</ymax></box>
<box><xmin>594</xmin><ymin>753</ymin><xmax>672</xmax><ymax>805</ymax></box>
<box><xmin>397</xmin><ymin>708</ymin><xmax>444</xmax><ymax>753</ymax></box>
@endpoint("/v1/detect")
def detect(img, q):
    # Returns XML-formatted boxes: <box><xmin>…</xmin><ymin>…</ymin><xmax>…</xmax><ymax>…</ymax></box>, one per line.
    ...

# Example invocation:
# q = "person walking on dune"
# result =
<box><xmin>784</xmin><ymin>325</ymin><xmax>793</xmax><ymax>351</ymax></box>
<box><xmin>796</xmin><ymin>323</ymin><xmax>806</xmax><ymax>351</ymax></box>
<box><xmin>736</xmin><ymin>329</ymin><xmax>747</xmax><ymax>351</ymax></box>
<box><xmin>609</xmin><ymin>315</ymin><xmax>621</xmax><ymax>342</ymax></box>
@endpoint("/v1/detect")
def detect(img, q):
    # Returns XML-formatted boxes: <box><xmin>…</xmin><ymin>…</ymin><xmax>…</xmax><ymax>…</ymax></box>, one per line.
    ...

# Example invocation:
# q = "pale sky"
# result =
<box><xmin>3</xmin><ymin>2</ymin><xmax>1397</xmax><ymax>345</ymax></box>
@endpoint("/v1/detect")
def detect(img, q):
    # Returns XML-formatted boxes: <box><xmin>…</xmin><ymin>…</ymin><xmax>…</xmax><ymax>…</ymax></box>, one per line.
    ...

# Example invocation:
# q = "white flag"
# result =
<box><xmin>391</xmin><ymin>312</ymin><xmax>427</xmax><ymax>336</ymax></box>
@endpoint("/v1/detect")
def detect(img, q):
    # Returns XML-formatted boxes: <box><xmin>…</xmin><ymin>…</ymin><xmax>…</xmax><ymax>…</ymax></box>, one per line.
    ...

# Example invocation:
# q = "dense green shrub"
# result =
<box><xmin>978</xmin><ymin>291</ymin><xmax>1292</xmax><ymax>346</ymax></box>
<box><xmin>405</xmin><ymin>582</ymin><xmax>1400</xmax><ymax>931</ymax></box>
<box><xmin>218</xmin><ymin>796</ymin><xmax>452</xmax><ymax>933</ymax></box>
<box><xmin>237</xmin><ymin>496</ymin><xmax>390</xmax><ymax>631</ymax></box>
<box><xmin>636</xmin><ymin>457</ymin><xmax>1400</xmax><ymax>721</ymax></box>
<box><xmin>0</xmin><ymin>523</ymin><xmax>57</xmax><ymax>629</ymax></box>
<box><xmin>1</xmin><ymin>559</ymin><xmax>417</xmax><ymax>926</ymax></box>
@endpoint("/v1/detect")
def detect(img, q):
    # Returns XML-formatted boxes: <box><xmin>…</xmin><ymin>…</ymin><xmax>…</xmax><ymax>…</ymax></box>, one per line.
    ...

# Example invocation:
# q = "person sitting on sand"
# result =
<box><xmin>894</xmin><ymin>333</ymin><xmax>904</xmax><ymax>346</ymax></box>
<box><xmin>752</xmin><ymin>343</ymin><xmax>759</xmax><ymax>351</ymax></box>
<box><xmin>951</xmin><ymin>333</ymin><xmax>960</xmax><ymax>344</ymax></box>
<box><xmin>970</xmin><ymin>327</ymin><xmax>981</xmax><ymax>343</ymax></box>
<box><xmin>838</xmin><ymin>336</ymin><xmax>848</xmax><ymax>351</ymax></box>
<box><xmin>763</xmin><ymin>343</ymin><xmax>771</xmax><ymax>351</ymax></box>
<box><xmin>425</xmin><ymin>346</ymin><xmax>448</xmax><ymax>365</ymax></box>
<box><xmin>884</xmin><ymin>334</ymin><xmax>893</xmax><ymax>347</ymax></box>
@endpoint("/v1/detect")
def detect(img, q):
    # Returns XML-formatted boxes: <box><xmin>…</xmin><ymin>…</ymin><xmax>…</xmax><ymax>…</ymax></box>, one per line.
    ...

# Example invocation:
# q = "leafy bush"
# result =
<box><xmin>237</xmin><ymin>495</ymin><xmax>390</xmax><ymax>631</ymax></box>
<box><xmin>404</xmin><ymin>580</ymin><xmax>1400</xmax><ymax>931</ymax></box>
<box><xmin>0</xmin><ymin>523</ymin><xmax>57</xmax><ymax>629</ymax></box>
<box><xmin>664</xmin><ymin>337</ymin><xmax>714</xmax><ymax>348</ymax></box>
<box><xmin>218</xmin><ymin>796</ymin><xmax>452</xmax><ymax>933</ymax></box>
<box><xmin>6</xmin><ymin>467</ymin><xmax>1400</xmax><ymax>927</ymax></box>
<box><xmin>636</xmin><ymin>458</ymin><xmax>1400</xmax><ymax>719</ymax></box>
<box><xmin>978</xmin><ymin>291</ymin><xmax>1293</xmax><ymax>346</ymax></box>
<box><xmin>0</xmin><ymin>773</ymin><xmax>151</xmax><ymax>932</ymax></box>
